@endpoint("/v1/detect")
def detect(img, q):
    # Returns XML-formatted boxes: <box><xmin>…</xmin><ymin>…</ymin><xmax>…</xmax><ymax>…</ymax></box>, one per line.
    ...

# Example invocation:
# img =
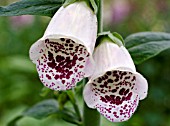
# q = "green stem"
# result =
<box><xmin>97</xmin><ymin>0</ymin><xmax>103</xmax><ymax>33</ymax></box>
<box><xmin>83</xmin><ymin>0</ymin><xmax>103</xmax><ymax>126</ymax></box>
<box><xmin>83</xmin><ymin>102</ymin><xmax>101</xmax><ymax>126</ymax></box>
<box><xmin>67</xmin><ymin>90</ymin><xmax>82</xmax><ymax>121</ymax></box>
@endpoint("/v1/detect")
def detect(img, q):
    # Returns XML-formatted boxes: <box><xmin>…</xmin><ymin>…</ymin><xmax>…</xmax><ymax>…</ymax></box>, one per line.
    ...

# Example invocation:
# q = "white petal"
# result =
<box><xmin>133</xmin><ymin>72</ymin><xmax>148</xmax><ymax>100</ymax></box>
<box><xmin>96</xmin><ymin>92</ymin><xmax>139</xmax><ymax>122</ymax></box>
<box><xmin>83</xmin><ymin>70</ymin><xmax>140</xmax><ymax>122</ymax></box>
<box><xmin>83</xmin><ymin>81</ymin><xmax>99</xmax><ymax>108</ymax></box>
<box><xmin>43</xmin><ymin>1</ymin><xmax>97</xmax><ymax>55</ymax></box>
<box><xmin>92</xmin><ymin>42</ymin><xmax>136</xmax><ymax>78</ymax></box>
<box><xmin>29</xmin><ymin>39</ymin><xmax>45</xmax><ymax>64</ymax></box>
<box><xmin>83</xmin><ymin>56</ymin><xmax>95</xmax><ymax>77</ymax></box>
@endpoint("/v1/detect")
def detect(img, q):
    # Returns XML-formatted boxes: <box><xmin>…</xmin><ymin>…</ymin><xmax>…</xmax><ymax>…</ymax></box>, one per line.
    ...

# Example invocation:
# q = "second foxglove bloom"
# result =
<box><xmin>29</xmin><ymin>2</ymin><xmax>97</xmax><ymax>90</ymax></box>
<box><xmin>83</xmin><ymin>38</ymin><xmax>148</xmax><ymax>122</ymax></box>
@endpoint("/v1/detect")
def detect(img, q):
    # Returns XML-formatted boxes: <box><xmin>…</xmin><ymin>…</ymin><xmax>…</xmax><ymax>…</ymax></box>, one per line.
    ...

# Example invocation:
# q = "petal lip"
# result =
<box><xmin>83</xmin><ymin>81</ymin><xmax>99</xmax><ymax>108</ymax></box>
<box><xmin>29</xmin><ymin>38</ymin><xmax>45</xmax><ymax>64</ymax></box>
<box><xmin>134</xmin><ymin>72</ymin><xmax>148</xmax><ymax>100</ymax></box>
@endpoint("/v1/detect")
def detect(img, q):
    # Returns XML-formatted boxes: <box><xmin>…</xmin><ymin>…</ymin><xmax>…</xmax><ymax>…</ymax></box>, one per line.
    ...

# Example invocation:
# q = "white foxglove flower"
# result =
<box><xmin>83</xmin><ymin>39</ymin><xmax>148</xmax><ymax>122</ymax></box>
<box><xmin>29</xmin><ymin>2</ymin><xmax>97</xmax><ymax>90</ymax></box>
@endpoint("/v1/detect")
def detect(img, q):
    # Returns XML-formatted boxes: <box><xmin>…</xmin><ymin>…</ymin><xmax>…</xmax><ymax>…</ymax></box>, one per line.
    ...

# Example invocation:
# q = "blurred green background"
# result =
<box><xmin>0</xmin><ymin>0</ymin><xmax>170</xmax><ymax>126</ymax></box>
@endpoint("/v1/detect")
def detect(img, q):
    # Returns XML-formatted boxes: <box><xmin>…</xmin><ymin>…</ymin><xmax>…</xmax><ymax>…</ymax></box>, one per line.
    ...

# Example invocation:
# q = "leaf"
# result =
<box><xmin>0</xmin><ymin>0</ymin><xmax>65</xmax><ymax>17</ymax></box>
<box><xmin>61</xmin><ymin>110</ymin><xmax>82</xmax><ymax>125</ymax></box>
<box><xmin>125</xmin><ymin>32</ymin><xmax>170</xmax><ymax>64</ymax></box>
<box><xmin>7</xmin><ymin>116</ymin><xmax>23</xmax><ymax>126</ymax></box>
<box><xmin>22</xmin><ymin>99</ymin><xmax>60</xmax><ymax>119</ymax></box>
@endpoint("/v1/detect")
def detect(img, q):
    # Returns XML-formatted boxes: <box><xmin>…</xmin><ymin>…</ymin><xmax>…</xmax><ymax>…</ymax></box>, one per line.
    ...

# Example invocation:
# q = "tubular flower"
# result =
<box><xmin>83</xmin><ymin>40</ymin><xmax>148</xmax><ymax>122</ymax></box>
<box><xmin>29</xmin><ymin>2</ymin><xmax>97</xmax><ymax>90</ymax></box>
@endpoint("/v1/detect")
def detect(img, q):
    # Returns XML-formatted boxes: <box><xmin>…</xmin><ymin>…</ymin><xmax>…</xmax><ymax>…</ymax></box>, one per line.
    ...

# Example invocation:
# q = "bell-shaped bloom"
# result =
<box><xmin>29</xmin><ymin>2</ymin><xmax>97</xmax><ymax>90</ymax></box>
<box><xmin>83</xmin><ymin>39</ymin><xmax>148</xmax><ymax>122</ymax></box>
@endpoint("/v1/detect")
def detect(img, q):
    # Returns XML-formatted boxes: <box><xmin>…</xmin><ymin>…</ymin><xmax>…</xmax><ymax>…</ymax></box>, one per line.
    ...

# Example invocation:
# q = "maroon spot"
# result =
<box><xmin>106</xmin><ymin>71</ymin><xmax>112</xmax><ymax>75</ymax></box>
<box><xmin>79</xmin><ymin>65</ymin><xmax>84</xmax><ymax>68</ymax></box>
<box><xmin>125</xmin><ymin>76</ymin><xmax>130</xmax><ymax>79</ymax></box>
<box><xmin>100</xmin><ymin>85</ymin><xmax>104</xmax><ymax>88</ymax></box>
<box><xmin>113</xmin><ymin>112</ymin><xmax>117</xmax><ymax>114</ymax></box>
<box><xmin>126</xmin><ymin>92</ymin><xmax>132</xmax><ymax>100</ymax></box>
<box><xmin>47</xmin><ymin>60</ymin><xmax>56</xmax><ymax>68</ymax></box>
<box><xmin>112</xmin><ymin>89</ymin><xmax>117</xmax><ymax>93</ymax></box>
<box><xmin>69</xmin><ymin>44</ymin><xmax>74</xmax><ymax>47</ymax></box>
<box><xmin>132</xmin><ymin>76</ymin><xmax>136</xmax><ymax>81</ymax></box>
<box><xmin>124</xmin><ymin>89</ymin><xmax>129</xmax><ymax>95</ymax></box>
<box><xmin>105</xmin><ymin>95</ymin><xmax>111</xmax><ymax>101</ymax></box>
<box><xmin>113</xmin><ymin>71</ymin><xmax>117</xmax><ymax>74</ymax></box>
<box><xmin>56</xmin><ymin>55</ymin><xmax>65</xmax><ymax>62</ymax></box>
<box><xmin>110</xmin><ymin>95</ymin><xmax>115</xmax><ymax>99</ymax></box>
<box><xmin>66</xmin><ymin>39</ymin><xmax>71</xmax><ymax>43</ymax></box>
<box><xmin>92</xmin><ymin>83</ymin><xmax>97</xmax><ymax>86</ymax></box>
<box><xmin>97</xmin><ymin>80</ymin><xmax>102</xmax><ymax>83</ymax></box>
<box><xmin>104</xmin><ymin>75</ymin><xmax>108</xmax><ymax>79</ymax></box>
<box><xmin>60</xmin><ymin>38</ymin><xmax>65</xmax><ymax>41</ymax></box>
<box><xmin>78</xmin><ymin>57</ymin><xmax>84</xmax><ymax>61</ymax></box>
<box><xmin>115</xmin><ymin>78</ymin><xmax>119</xmax><ymax>82</ymax></box>
<box><xmin>107</xmin><ymin>79</ymin><xmax>113</xmax><ymax>83</ymax></box>
<box><xmin>62</xmin><ymin>80</ymin><xmax>65</xmax><ymax>84</ymax></box>
<box><xmin>115</xmin><ymin>96</ymin><xmax>122</xmax><ymax>105</ymax></box>
<box><xmin>48</xmin><ymin>51</ymin><xmax>54</xmax><ymax>61</ymax></box>
<box><xmin>122</xmin><ymin>96</ymin><xmax>126</xmax><ymax>101</ymax></box>
<box><xmin>45</xmin><ymin>39</ymin><xmax>49</xmax><ymax>43</ymax></box>
<box><xmin>100</xmin><ymin>96</ymin><xmax>107</xmax><ymax>103</ymax></box>
<box><xmin>46</xmin><ymin>74</ymin><xmax>51</xmax><ymax>80</ymax></box>
<box><xmin>119</xmin><ymin>88</ymin><xmax>125</xmax><ymax>95</ymax></box>
<box><xmin>54</xmin><ymin>74</ymin><xmax>59</xmax><ymax>80</ymax></box>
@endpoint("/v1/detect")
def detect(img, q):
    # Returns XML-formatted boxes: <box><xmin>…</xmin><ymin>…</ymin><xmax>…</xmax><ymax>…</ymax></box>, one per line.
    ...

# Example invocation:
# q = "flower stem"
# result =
<box><xmin>97</xmin><ymin>0</ymin><xmax>103</xmax><ymax>33</ymax></box>
<box><xmin>83</xmin><ymin>0</ymin><xmax>103</xmax><ymax>126</ymax></box>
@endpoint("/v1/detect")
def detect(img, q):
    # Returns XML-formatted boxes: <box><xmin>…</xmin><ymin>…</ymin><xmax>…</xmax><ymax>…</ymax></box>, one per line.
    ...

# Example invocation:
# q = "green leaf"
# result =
<box><xmin>7</xmin><ymin>116</ymin><xmax>23</xmax><ymax>126</ymax></box>
<box><xmin>0</xmin><ymin>0</ymin><xmax>65</xmax><ymax>17</ymax></box>
<box><xmin>22</xmin><ymin>99</ymin><xmax>60</xmax><ymax>119</ymax></box>
<box><xmin>61</xmin><ymin>110</ymin><xmax>82</xmax><ymax>125</ymax></box>
<box><xmin>10</xmin><ymin>99</ymin><xmax>81</xmax><ymax>125</ymax></box>
<box><xmin>125</xmin><ymin>32</ymin><xmax>170</xmax><ymax>64</ymax></box>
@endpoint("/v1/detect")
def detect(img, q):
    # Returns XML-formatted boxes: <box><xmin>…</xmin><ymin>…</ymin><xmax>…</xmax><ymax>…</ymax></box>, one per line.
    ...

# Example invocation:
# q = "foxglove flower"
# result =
<box><xmin>83</xmin><ymin>39</ymin><xmax>148</xmax><ymax>122</ymax></box>
<box><xmin>29</xmin><ymin>2</ymin><xmax>97</xmax><ymax>90</ymax></box>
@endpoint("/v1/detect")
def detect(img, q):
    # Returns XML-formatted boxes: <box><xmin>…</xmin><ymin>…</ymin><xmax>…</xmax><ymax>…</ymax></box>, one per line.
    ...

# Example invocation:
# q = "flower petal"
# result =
<box><xmin>133</xmin><ymin>72</ymin><xmax>148</xmax><ymax>100</ymax></box>
<box><xmin>43</xmin><ymin>1</ymin><xmax>97</xmax><ymax>55</ymax></box>
<box><xmin>36</xmin><ymin>38</ymin><xmax>90</xmax><ymax>90</ymax></box>
<box><xmin>96</xmin><ymin>92</ymin><xmax>139</xmax><ymax>122</ymax></box>
<box><xmin>83</xmin><ymin>81</ymin><xmax>98</xmax><ymax>108</ymax></box>
<box><xmin>92</xmin><ymin>42</ymin><xmax>136</xmax><ymax>78</ymax></box>
<box><xmin>83</xmin><ymin>70</ymin><xmax>139</xmax><ymax>122</ymax></box>
<box><xmin>29</xmin><ymin>38</ymin><xmax>46</xmax><ymax>64</ymax></box>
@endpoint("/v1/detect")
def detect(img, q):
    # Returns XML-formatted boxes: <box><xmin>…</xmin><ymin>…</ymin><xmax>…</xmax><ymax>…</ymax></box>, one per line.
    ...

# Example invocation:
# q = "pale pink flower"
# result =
<box><xmin>29</xmin><ymin>2</ymin><xmax>97</xmax><ymax>90</ymax></box>
<box><xmin>83</xmin><ymin>39</ymin><xmax>148</xmax><ymax>122</ymax></box>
